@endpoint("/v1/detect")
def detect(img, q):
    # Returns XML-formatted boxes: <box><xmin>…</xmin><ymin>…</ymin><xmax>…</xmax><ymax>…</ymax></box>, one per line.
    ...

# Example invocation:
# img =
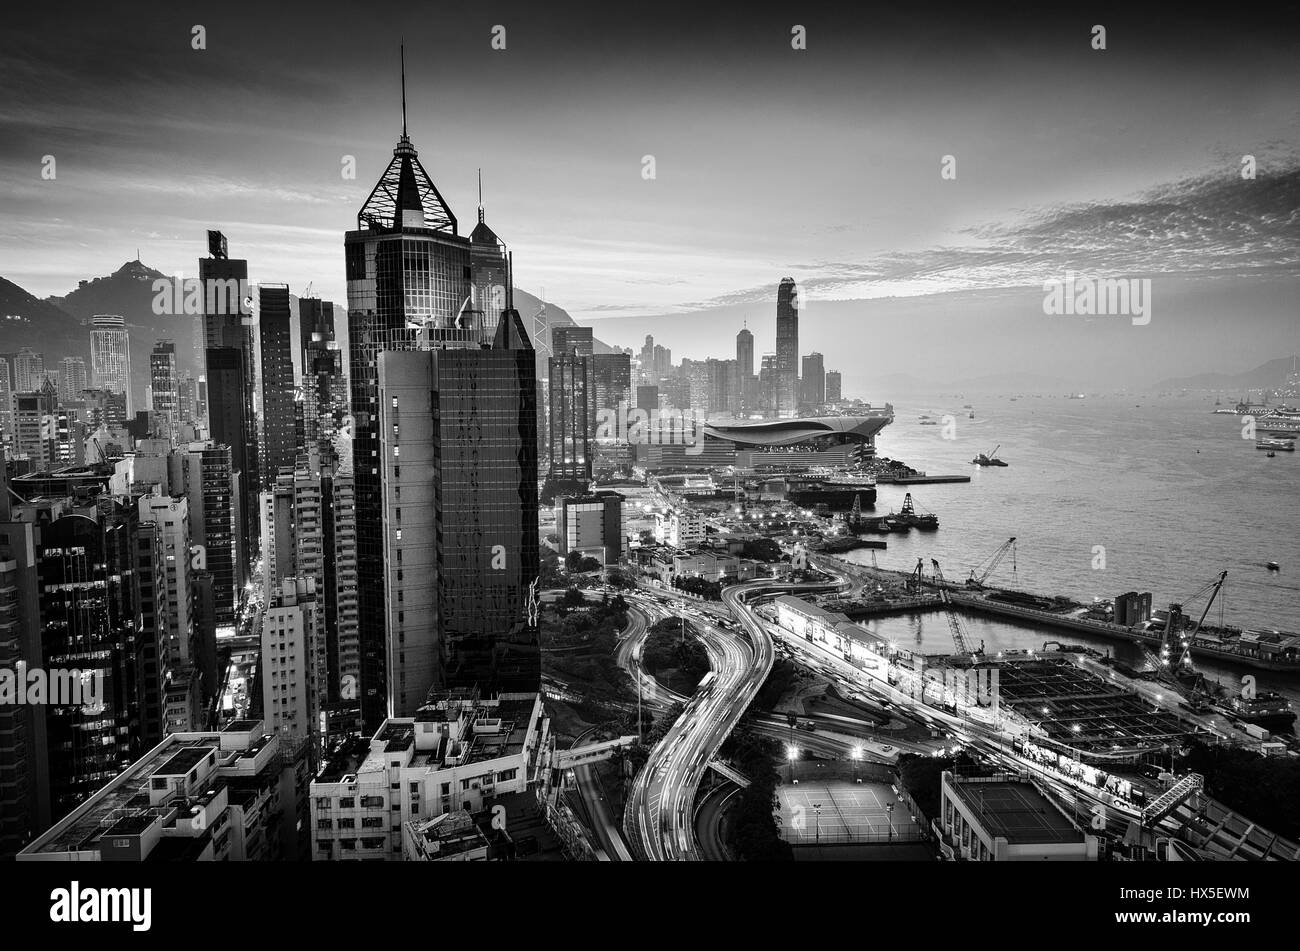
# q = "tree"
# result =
<box><xmin>561</xmin><ymin>586</ymin><xmax>586</xmax><ymax>610</ymax></box>
<box><xmin>565</xmin><ymin>550</ymin><xmax>585</xmax><ymax>572</ymax></box>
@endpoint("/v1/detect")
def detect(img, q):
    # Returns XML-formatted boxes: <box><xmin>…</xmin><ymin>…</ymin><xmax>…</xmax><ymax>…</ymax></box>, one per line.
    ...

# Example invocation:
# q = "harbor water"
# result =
<box><xmin>840</xmin><ymin>393</ymin><xmax>1300</xmax><ymax>703</ymax></box>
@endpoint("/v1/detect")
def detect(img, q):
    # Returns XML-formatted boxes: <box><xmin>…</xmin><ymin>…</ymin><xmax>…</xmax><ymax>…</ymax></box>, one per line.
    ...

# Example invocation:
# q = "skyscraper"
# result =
<box><xmin>257</xmin><ymin>284</ymin><xmax>297</xmax><ymax>485</ymax></box>
<box><xmin>591</xmin><ymin>352</ymin><xmax>631</xmax><ymax>428</ymax></box>
<box><xmin>552</xmin><ymin>325</ymin><xmax>594</xmax><ymax>359</ymax></box>
<box><xmin>0</xmin><ymin>460</ymin><xmax>45</xmax><ymax>859</ymax></box>
<box><xmin>58</xmin><ymin>356</ymin><xmax>88</xmax><ymax>405</ymax></box>
<box><xmin>170</xmin><ymin>441</ymin><xmax>238</xmax><ymax>629</ymax></box>
<box><xmin>89</xmin><ymin>314</ymin><xmax>132</xmax><ymax>414</ymax></box>
<box><xmin>548</xmin><ymin>352</ymin><xmax>590</xmax><ymax>486</ymax></box>
<box><xmin>775</xmin><ymin>278</ymin><xmax>799</xmax><ymax>417</ymax></box>
<box><xmin>759</xmin><ymin>353</ymin><xmax>778</xmax><ymax>414</ymax></box>
<box><xmin>13</xmin><ymin>348</ymin><xmax>45</xmax><ymax>394</ymax></box>
<box><xmin>345</xmin><ymin>76</ymin><xmax>474</xmax><ymax>730</ymax></box>
<box><xmin>149</xmin><ymin>340</ymin><xmax>178</xmax><ymax>435</ymax></box>
<box><xmin>299</xmin><ymin>297</ymin><xmax>349</xmax><ymax>475</ymax></box>
<box><xmin>469</xmin><ymin>171</ymin><xmax>510</xmax><ymax>343</ymax></box>
<box><xmin>200</xmin><ymin>232</ymin><xmax>258</xmax><ymax>598</ymax></box>
<box><xmin>376</xmin><ymin>308</ymin><xmax>539</xmax><ymax>712</ymax></box>
<box><xmin>801</xmin><ymin>351</ymin><xmax>825</xmax><ymax>407</ymax></box>
<box><xmin>736</xmin><ymin>325</ymin><xmax>754</xmax><ymax>379</ymax></box>
<box><xmin>826</xmin><ymin>369</ymin><xmax>843</xmax><ymax>402</ymax></box>
<box><xmin>0</xmin><ymin>359</ymin><xmax>13</xmax><ymax>443</ymax></box>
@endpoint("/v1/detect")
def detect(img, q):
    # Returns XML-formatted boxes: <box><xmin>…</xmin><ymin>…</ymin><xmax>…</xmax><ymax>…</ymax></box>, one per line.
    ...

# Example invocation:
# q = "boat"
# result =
<box><xmin>968</xmin><ymin>410</ymin><xmax>975</xmax><ymax>419</ymax></box>
<box><xmin>920</xmin><ymin>420</ymin><xmax>938</xmax><ymax>426</ymax></box>
<box><xmin>972</xmin><ymin>444</ymin><xmax>1009</xmax><ymax>467</ymax></box>
<box><xmin>1267</xmin><ymin>451</ymin><xmax>1276</xmax><ymax>457</ymax></box>
<box><xmin>1228</xmin><ymin>692</ymin><xmax>1296</xmax><ymax>731</ymax></box>
<box><xmin>893</xmin><ymin>492</ymin><xmax>938</xmax><ymax>530</ymax></box>
<box><xmin>1256</xmin><ymin>438</ymin><xmax>1295</xmax><ymax>451</ymax></box>
<box><xmin>962</xmin><ymin>404</ymin><xmax>972</xmax><ymax>409</ymax></box>
<box><xmin>1267</xmin><ymin>561</ymin><xmax>1280</xmax><ymax>571</ymax></box>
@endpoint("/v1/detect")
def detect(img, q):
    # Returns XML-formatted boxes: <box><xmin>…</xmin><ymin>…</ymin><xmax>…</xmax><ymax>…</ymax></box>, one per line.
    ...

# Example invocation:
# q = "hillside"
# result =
<box><xmin>0</xmin><ymin>275</ymin><xmax>90</xmax><ymax>366</ymax></box>
<box><xmin>1152</xmin><ymin>357</ymin><xmax>1299</xmax><ymax>393</ymax></box>
<box><xmin>46</xmin><ymin>259</ymin><xmax>197</xmax><ymax>397</ymax></box>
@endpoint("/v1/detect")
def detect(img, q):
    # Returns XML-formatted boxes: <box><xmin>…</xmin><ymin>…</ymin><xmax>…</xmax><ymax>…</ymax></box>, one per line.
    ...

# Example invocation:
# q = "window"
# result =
<box><xmin>315</xmin><ymin>797</ymin><xmax>330</xmax><ymax>809</ymax></box>
<box><xmin>338</xmin><ymin>818</ymin><xmax>355</xmax><ymax>829</ymax></box>
<box><xmin>339</xmin><ymin>797</ymin><xmax>355</xmax><ymax>809</ymax></box>
<box><xmin>316</xmin><ymin>818</ymin><xmax>333</xmax><ymax>829</ymax></box>
<box><xmin>361</xmin><ymin>817</ymin><xmax>382</xmax><ymax>829</ymax></box>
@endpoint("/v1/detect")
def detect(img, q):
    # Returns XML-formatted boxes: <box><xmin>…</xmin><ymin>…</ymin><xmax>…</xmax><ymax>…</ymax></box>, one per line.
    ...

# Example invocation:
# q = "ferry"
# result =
<box><xmin>1256</xmin><ymin>438</ymin><xmax>1295</xmax><ymax>451</ymax></box>
<box><xmin>1227</xmin><ymin>692</ymin><xmax>1296</xmax><ymax>732</ymax></box>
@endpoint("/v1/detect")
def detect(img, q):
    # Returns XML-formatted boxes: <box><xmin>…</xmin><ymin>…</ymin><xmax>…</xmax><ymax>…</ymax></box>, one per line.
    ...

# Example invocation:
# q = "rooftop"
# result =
<box><xmin>947</xmin><ymin>776</ymin><xmax>1083</xmax><ymax>845</ymax></box>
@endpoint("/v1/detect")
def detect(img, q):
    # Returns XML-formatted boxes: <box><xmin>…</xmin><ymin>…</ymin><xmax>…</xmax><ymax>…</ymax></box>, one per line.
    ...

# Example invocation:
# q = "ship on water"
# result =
<box><xmin>972</xmin><ymin>444</ymin><xmax>1009</xmax><ymax>466</ymax></box>
<box><xmin>1228</xmin><ymin>692</ymin><xmax>1297</xmax><ymax>731</ymax></box>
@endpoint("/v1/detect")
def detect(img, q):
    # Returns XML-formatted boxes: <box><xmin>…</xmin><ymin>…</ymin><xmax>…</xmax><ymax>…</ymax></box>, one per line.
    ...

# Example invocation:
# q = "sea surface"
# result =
<box><xmin>837</xmin><ymin>392</ymin><xmax>1300</xmax><ymax>701</ymax></box>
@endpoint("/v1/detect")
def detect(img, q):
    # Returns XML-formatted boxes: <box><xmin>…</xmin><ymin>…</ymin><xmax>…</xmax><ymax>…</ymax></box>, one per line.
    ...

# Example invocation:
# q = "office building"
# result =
<box><xmin>58</xmin><ymin>356</ymin><xmax>88</xmax><ymax>405</ymax></box>
<box><xmin>591</xmin><ymin>352</ymin><xmax>631</xmax><ymax>429</ymax></box>
<box><xmin>299</xmin><ymin>297</ymin><xmax>349</xmax><ymax>475</ymax></box>
<box><xmin>469</xmin><ymin>176</ymin><xmax>510</xmax><ymax>342</ymax></box>
<box><xmin>169</xmin><ymin>441</ymin><xmax>238</xmax><ymax>631</ymax></box>
<box><xmin>826</xmin><ymin>370</ymin><xmax>842</xmax><ymax>402</ymax></box>
<box><xmin>346</xmin><ymin>106</ymin><xmax>474</xmax><ymax>731</ymax></box>
<box><xmin>801</xmin><ymin>351</ymin><xmax>825</xmax><ymax>408</ymax></box>
<box><xmin>547</xmin><ymin>352</ymin><xmax>590</xmax><ymax>487</ymax></box>
<box><xmin>13</xmin><ymin>348</ymin><xmax>45</xmax><ymax>394</ymax></box>
<box><xmin>89</xmin><ymin>315</ymin><xmax>132</xmax><ymax>415</ymax></box>
<box><xmin>149</xmin><ymin>340</ymin><xmax>178</xmax><ymax>436</ymax></box>
<box><xmin>555</xmin><ymin>491</ymin><xmax>623</xmax><ymax>565</ymax></box>
<box><xmin>200</xmin><ymin>231</ymin><xmax>258</xmax><ymax>598</ymax></box>
<box><xmin>258</xmin><ymin>284</ymin><xmax>297</xmax><ymax>486</ymax></box>
<box><xmin>775</xmin><ymin>278</ymin><xmax>799</xmax><ymax>417</ymax></box>
<box><xmin>0</xmin><ymin>463</ymin><xmax>46</xmax><ymax>859</ymax></box>
<box><xmin>636</xmin><ymin>384</ymin><xmax>659</xmax><ymax>413</ymax></box>
<box><xmin>551</xmin><ymin>325</ymin><xmax>593</xmax><ymax>359</ymax></box>
<box><xmin>376</xmin><ymin>309</ymin><xmax>539</xmax><ymax>712</ymax></box>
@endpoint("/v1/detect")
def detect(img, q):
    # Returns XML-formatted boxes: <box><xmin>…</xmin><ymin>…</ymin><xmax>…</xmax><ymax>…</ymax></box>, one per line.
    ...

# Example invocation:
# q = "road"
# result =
<box><xmin>623</xmin><ymin>576</ymin><xmax>845</xmax><ymax>860</ymax></box>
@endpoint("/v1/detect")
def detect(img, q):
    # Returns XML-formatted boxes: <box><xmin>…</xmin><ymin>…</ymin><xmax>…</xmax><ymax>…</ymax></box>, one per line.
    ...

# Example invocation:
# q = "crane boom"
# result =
<box><xmin>966</xmin><ymin>537</ymin><xmax>1017</xmax><ymax>588</ymax></box>
<box><xmin>940</xmin><ymin>589</ymin><xmax>979</xmax><ymax>656</ymax></box>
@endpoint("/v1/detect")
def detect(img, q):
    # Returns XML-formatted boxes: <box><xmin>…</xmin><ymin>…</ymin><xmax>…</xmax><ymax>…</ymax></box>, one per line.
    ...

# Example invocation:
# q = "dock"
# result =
<box><xmin>875</xmin><ymin>473</ymin><xmax>972</xmax><ymax>484</ymax></box>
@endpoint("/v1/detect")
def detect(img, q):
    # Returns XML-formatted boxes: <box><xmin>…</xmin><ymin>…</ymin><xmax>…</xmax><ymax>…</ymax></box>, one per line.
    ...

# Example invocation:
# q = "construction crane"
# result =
<box><xmin>940</xmin><ymin>589</ymin><xmax>981</xmax><ymax>656</ymax></box>
<box><xmin>966</xmin><ymin>537</ymin><xmax>1017</xmax><ymax>589</ymax></box>
<box><xmin>1161</xmin><ymin>571</ymin><xmax>1228</xmax><ymax>687</ymax></box>
<box><xmin>931</xmin><ymin>558</ymin><xmax>945</xmax><ymax>585</ymax></box>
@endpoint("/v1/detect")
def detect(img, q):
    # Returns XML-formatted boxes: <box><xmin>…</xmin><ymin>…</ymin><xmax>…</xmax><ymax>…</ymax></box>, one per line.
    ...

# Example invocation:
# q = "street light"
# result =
<box><xmin>787</xmin><ymin>744</ymin><xmax>798</xmax><ymax>784</ymax></box>
<box><xmin>886</xmin><ymin>802</ymin><xmax>895</xmax><ymax>840</ymax></box>
<box><xmin>851</xmin><ymin>746</ymin><xmax>861</xmax><ymax>783</ymax></box>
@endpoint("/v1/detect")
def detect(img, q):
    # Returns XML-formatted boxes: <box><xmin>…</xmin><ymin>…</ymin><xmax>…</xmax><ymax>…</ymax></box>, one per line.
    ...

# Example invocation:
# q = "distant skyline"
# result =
<box><xmin>3</xmin><ymin>3</ymin><xmax>1297</xmax><ymax>385</ymax></box>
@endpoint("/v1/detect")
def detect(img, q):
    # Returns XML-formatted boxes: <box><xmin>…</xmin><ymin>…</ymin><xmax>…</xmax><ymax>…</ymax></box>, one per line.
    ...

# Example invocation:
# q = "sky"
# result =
<box><xmin>2</xmin><ymin>2</ymin><xmax>1297</xmax><ymax>384</ymax></box>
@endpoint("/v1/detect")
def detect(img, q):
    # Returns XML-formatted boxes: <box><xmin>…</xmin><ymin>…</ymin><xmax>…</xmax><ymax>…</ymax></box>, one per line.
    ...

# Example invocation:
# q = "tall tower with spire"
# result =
<box><xmin>469</xmin><ymin>168</ymin><xmax>510</xmax><ymax>342</ymax></box>
<box><xmin>346</xmin><ymin>48</ymin><xmax>539</xmax><ymax>726</ymax></box>
<box><xmin>346</xmin><ymin>47</ymin><xmax>475</xmax><ymax>730</ymax></box>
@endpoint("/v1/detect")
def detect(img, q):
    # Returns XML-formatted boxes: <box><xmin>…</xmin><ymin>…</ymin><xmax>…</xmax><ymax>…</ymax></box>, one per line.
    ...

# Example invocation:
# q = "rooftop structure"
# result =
<box><xmin>17</xmin><ymin>720</ymin><xmax>306</xmax><ymax>862</ymax></box>
<box><xmin>940</xmin><ymin>771</ymin><xmax>1098</xmax><ymax>861</ymax></box>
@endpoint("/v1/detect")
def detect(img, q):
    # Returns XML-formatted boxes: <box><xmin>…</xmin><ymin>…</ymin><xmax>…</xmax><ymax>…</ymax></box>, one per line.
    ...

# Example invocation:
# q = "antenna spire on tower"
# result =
<box><xmin>400</xmin><ymin>43</ymin><xmax>408</xmax><ymax>137</ymax></box>
<box><xmin>478</xmin><ymin>168</ymin><xmax>484</xmax><ymax>223</ymax></box>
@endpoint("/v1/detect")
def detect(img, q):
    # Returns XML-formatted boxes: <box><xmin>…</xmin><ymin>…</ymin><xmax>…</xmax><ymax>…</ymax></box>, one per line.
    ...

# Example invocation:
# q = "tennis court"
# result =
<box><xmin>777</xmin><ymin>781</ymin><xmax>922</xmax><ymax>843</ymax></box>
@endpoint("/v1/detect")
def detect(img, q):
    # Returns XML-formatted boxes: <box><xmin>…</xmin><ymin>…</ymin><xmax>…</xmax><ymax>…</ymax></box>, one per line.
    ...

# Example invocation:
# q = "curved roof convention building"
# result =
<box><xmin>702</xmin><ymin>415</ymin><xmax>892</xmax><ymax>448</ymax></box>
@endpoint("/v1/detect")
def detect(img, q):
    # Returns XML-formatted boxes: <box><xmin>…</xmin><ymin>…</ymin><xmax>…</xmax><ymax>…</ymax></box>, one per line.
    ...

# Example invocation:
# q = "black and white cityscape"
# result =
<box><xmin>0</xmin><ymin>2</ymin><xmax>1297</xmax><ymax>926</ymax></box>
